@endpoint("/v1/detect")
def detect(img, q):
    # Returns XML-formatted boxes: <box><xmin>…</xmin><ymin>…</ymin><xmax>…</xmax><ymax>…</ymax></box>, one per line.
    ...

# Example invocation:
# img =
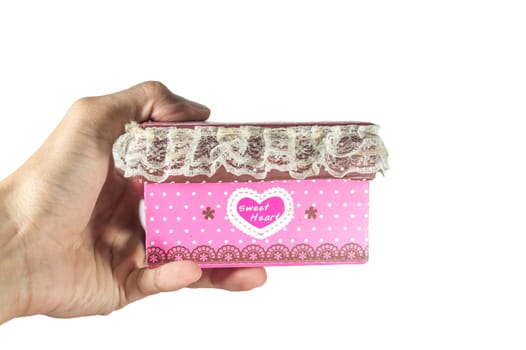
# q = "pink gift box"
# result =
<box><xmin>114</xmin><ymin>121</ymin><xmax>388</xmax><ymax>267</ymax></box>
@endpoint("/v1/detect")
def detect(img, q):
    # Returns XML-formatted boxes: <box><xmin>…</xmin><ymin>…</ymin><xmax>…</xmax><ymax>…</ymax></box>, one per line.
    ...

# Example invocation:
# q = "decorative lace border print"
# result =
<box><xmin>146</xmin><ymin>242</ymin><xmax>369</xmax><ymax>266</ymax></box>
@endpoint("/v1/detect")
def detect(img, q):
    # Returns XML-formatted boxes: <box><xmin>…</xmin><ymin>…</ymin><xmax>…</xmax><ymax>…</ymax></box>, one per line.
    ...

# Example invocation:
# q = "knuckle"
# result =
<box><xmin>139</xmin><ymin>80</ymin><xmax>168</xmax><ymax>96</ymax></box>
<box><xmin>70</xmin><ymin>96</ymin><xmax>96</xmax><ymax>113</ymax></box>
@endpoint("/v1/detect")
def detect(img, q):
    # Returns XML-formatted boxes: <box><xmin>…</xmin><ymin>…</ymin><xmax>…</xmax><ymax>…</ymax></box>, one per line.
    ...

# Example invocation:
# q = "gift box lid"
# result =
<box><xmin>113</xmin><ymin>121</ymin><xmax>389</xmax><ymax>182</ymax></box>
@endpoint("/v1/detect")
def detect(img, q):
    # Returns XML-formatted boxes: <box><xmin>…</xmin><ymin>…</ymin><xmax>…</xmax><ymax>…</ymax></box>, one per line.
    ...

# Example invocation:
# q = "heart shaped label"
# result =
<box><xmin>227</xmin><ymin>187</ymin><xmax>294</xmax><ymax>239</ymax></box>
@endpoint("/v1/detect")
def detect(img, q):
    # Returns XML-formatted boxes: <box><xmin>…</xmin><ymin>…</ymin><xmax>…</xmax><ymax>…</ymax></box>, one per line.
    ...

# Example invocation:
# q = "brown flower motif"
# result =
<box><xmin>202</xmin><ymin>206</ymin><xmax>215</xmax><ymax>220</ymax></box>
<box><xmin>305</xmin><ymin>206</ymin><xmax>318</xmax><ymax>219</ymax></box>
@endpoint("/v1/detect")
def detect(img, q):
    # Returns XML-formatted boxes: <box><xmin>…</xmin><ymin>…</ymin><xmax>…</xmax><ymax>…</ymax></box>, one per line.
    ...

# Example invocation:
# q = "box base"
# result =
<box><xmin>144</xmin><ymin>179</ymin><xmax>370</xmax><ymax>268</ymax></box>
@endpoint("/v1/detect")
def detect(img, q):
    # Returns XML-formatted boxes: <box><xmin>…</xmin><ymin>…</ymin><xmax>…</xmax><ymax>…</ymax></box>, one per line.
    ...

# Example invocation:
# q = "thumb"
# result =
<box><xmin>125</xmin><ymin>261</ymin><xmax>203</xmax><ymax>303</ymax></box>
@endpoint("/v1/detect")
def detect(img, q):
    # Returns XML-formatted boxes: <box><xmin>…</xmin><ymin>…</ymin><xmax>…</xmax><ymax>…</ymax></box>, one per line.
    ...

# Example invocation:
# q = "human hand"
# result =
<box><xmin>0</xmin><ymin>81</ymin><xmax>266</xmax><ymax>324</ymax></box>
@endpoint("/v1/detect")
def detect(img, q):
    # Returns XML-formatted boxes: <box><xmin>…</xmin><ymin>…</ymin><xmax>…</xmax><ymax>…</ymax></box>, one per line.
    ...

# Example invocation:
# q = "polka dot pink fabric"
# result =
<box><xmin>144</xmin><ymin>179</ymin><xmax>370</xmax><ymax>267</ymax></box>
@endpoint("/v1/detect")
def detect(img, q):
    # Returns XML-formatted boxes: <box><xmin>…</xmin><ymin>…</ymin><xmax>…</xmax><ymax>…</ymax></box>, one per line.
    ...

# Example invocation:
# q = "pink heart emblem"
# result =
<box><xmin>237</xmin><ymin>197</ymin><xmax>285</xmax><ymax>228</ymax></box>
<box><xmin>227</xmin><ymin>187</ymin><xmax>294</xmax><ymax>240</ymax></box>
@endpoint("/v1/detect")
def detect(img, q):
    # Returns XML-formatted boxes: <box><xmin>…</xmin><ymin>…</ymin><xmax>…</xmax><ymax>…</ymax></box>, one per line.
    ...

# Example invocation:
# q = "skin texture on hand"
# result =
<box><xmin>0</xmin><ymin>81</ymin><xmax>266</xmax><ymax>324</ymax></box>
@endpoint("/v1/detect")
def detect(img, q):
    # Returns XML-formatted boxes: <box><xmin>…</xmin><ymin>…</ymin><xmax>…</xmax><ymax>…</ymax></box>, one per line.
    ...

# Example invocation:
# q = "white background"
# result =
<box><xmin>1</xmin><ymin>0</ymin><xmax>525</xmax><ymax>348</ymax></box>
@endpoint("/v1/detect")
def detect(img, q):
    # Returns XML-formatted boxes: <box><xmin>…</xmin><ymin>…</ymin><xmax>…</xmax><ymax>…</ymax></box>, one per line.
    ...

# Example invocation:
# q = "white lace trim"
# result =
<box><xmin>113</xmin><ymin>122</ymin><xmax>389</xmax><ymax>182</ymax></box>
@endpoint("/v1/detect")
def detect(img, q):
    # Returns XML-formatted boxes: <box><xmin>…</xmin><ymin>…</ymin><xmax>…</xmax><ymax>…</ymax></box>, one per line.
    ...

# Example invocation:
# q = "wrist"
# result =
<box><xmin>0</xmin><ymin>177</ymin><xmax>29</xmax><ymax>324</ymax></box>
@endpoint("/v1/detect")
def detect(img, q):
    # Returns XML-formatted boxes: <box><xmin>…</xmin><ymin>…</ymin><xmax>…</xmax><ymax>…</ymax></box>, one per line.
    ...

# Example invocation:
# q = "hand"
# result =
<box><xmin>0</xmin><ymin>81</ymin><xmax>266</xmax><ymax>324</ymax></box>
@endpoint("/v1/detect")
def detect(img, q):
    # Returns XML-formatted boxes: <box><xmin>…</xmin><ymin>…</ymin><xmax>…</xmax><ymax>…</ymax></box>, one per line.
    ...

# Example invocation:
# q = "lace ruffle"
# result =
<box><xmin>113</xmin><ymin>122</ymin><xmax>389</xmax><ymax>182</ymax></box>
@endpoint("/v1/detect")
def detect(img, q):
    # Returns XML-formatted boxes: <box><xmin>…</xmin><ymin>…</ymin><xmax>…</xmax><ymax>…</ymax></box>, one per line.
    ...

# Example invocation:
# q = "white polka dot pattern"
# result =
<box><xmin>144</xmin><ymin>178</ymin><xmax>370</xmax><ymax>267</ymax></box>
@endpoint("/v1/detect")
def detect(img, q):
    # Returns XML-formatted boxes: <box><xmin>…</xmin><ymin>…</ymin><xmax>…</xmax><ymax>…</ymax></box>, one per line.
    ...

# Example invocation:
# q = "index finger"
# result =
<box><xmin>65</xmin><ymin>80</ymin><xmax>210</xmax><ymax>150</ymax></box>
